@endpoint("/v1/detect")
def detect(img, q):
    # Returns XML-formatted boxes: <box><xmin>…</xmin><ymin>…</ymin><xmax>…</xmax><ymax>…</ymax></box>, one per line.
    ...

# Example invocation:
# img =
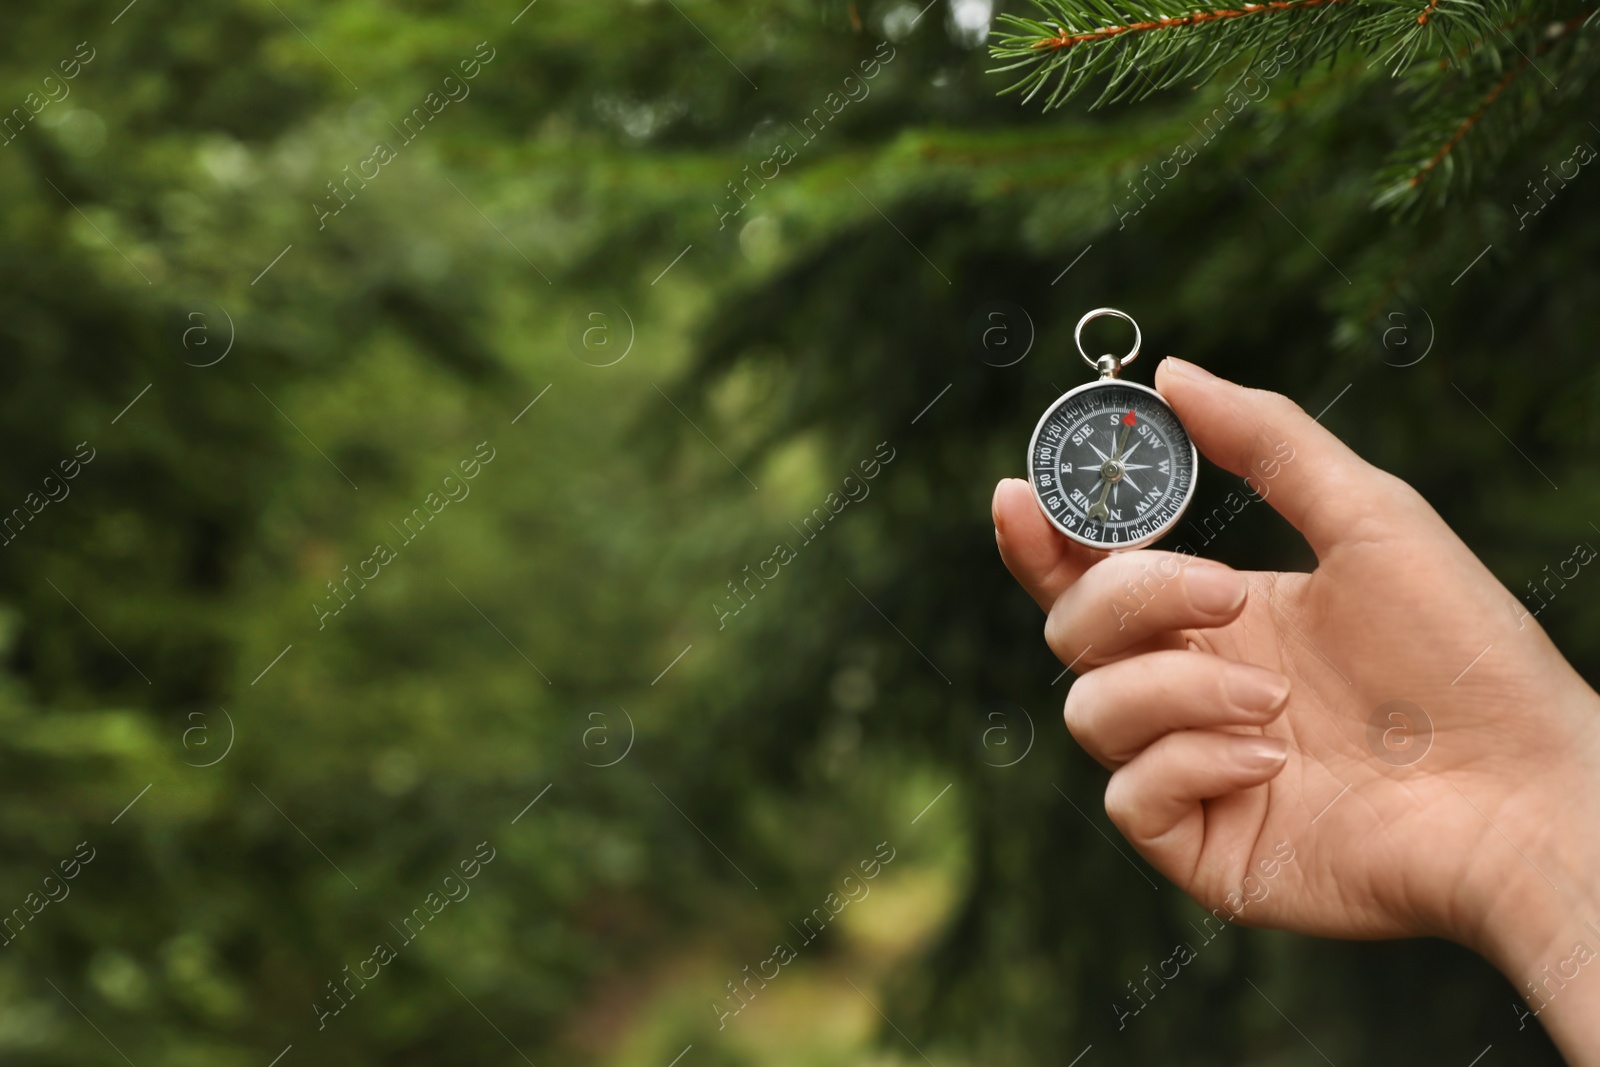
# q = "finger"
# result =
<box><xmin>1064</xmin><ymin>651</ymin><xmax>1290</xmax><ymax>768</ymax></box>
<box><xmin>1044</xmin><ymin>550</ymin><xmax>1247</xmax><ymax>665</ymax></box>
<box><xmin>993</xmin><ymin>477</ymin><xmax>1104</xmax><ymax>612</ymax></box>
<box><xmin>1104</xmin><ymin>729</ymin><xmax>1288</xmax><ymax>878</ymax></box>
<box><xmin>1155</xmin><ymin>357</ymin><xmax>1422</xmax><ymax>558</ymax></box>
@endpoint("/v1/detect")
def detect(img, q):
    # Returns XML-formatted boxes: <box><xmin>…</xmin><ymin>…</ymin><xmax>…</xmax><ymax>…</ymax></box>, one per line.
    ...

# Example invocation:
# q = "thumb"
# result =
<box><xmin>1155</xmin><ymin>357</ymin><xmax>1408</xmax><ymax>557</ymax></box>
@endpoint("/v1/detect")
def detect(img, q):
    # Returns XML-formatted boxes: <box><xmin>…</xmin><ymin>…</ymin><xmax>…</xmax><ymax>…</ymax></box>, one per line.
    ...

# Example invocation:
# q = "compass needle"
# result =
<box><xmin>1087</xmin><ymin>479</ymin><xmax>1111</xmax><ymax>522</ymax></box>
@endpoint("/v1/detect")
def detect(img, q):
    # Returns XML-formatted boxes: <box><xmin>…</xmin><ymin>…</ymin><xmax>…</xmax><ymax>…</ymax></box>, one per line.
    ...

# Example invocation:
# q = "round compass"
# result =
<box><xmin>1026</xmin><ymin>309</ymin><xmax>1198</xmax><ymax>550</ymax></box>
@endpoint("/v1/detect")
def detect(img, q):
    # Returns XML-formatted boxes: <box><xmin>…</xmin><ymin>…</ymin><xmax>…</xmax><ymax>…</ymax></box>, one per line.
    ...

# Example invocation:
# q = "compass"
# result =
<box><xmin>1027</xmin><ymin>308</ymin><xmax>1197</xmax><ymax>550</ymax></box>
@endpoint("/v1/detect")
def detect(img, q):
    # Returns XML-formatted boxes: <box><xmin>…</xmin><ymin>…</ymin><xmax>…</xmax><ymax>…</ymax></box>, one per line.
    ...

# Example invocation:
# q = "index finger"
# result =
<box><xmin>993</xmin><ymin>477</ymin><xmax>1105</xmax><ymax>612</ymax></box>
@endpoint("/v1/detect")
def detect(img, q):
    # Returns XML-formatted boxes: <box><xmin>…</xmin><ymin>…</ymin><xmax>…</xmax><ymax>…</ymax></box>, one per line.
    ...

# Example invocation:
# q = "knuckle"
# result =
<box><xmin>1102</xmin><ymin>773</ymin><xmax>1139</xmax><ymax>834</ymax></box>
<box><xmin>1043</xmin><ymin>603</ymin><xmax>1085</xmax><ymax>658</ymax></box>
<box><xmin>1323</xmin><ymin>467</ymin><xmax>1421</xmax><ymax>537</ymax></box>
<box><xmin>1372</xmin><ymin>468</ymin><xmax>1424</xmax><ymax>508</ymax></box>
<box><xmin>1042</xmin><ymin>613</ymin><xmax>1064</xmax><ymax>655</ymax></box>
<box><xmin>1212</xmin><ymin>667</ymin><xmax>1237</xmax><ymax>712</ymax></box>
<box><xmin>1061</xmin><ymin>674</ymin><xmax>1100</xmax><ymax>741</ymax></box>
<box><xmin>1253</xmin><ymin>387</ymin><xmax>1307</xmax><ymax>422</ymax></box>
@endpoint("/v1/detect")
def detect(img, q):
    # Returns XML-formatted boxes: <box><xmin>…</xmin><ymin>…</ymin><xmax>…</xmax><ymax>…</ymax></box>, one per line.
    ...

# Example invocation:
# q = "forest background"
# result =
<box><xmin>1</xmin><ymin>0</ymin><xmax>1597</xmax><ymax>1063</ymax></box>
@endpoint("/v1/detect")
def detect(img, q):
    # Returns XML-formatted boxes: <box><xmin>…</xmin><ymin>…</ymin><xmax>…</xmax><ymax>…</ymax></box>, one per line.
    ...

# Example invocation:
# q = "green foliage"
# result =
<box><xmin>992</xmin><ymin>0</ymin><xmax>1600</xmax><ymax>207</ymax></box>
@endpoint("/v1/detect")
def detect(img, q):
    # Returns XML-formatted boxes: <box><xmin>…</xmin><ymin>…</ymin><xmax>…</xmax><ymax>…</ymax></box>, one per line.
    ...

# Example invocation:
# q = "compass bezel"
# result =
<box><xmin>1026</xmin><ymin>378</ymin><xmax>1199</xmax><ymax>551</ymax></box>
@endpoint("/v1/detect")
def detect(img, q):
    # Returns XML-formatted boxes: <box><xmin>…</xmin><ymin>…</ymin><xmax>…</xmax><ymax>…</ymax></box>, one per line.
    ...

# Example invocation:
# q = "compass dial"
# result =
<box><xmin>1027</xmin><ymin>380</ymin><xmax>1197</xmax><ymax>550</ymax></box>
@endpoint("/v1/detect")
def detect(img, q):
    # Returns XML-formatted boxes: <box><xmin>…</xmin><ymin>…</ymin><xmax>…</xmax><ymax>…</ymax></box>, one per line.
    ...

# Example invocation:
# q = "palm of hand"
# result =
<box><xmin>1179</xmin><ymin>536</ymin><xmax>1557</xmax><ymax>942</ymax></box>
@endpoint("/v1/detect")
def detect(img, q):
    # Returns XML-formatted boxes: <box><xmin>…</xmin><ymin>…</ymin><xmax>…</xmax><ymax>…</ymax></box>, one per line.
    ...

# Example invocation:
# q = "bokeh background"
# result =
<box><xmin>2</xmin><ymin>0</ymin><xmax>1597</xmax><ymax>1063</ymax></box>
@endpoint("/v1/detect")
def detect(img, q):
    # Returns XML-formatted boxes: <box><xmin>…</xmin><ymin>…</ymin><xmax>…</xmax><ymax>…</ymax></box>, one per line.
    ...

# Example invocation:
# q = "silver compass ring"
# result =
<box><xmin>1074</xmin><ymin>307</ymin><xmax>1141</xmax><ymax>373</ymax></box>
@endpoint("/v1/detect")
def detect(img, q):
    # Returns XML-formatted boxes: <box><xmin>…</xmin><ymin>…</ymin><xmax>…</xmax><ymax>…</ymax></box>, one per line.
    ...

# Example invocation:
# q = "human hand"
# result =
<box><xmin>993</xmin><ymin>358</ymin><xmax>1600</xmax><ymax>1059</ymax></box>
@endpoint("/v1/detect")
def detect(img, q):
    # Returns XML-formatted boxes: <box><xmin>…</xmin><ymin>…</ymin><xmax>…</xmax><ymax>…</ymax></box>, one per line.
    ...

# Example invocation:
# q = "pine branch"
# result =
<box><xmin>990</xmin><ymin>0</ymin><xmax>1599</xmax><ymax>214</ymax></box>
<box><xmin>1411</xmin><ymin>57</ymin><xmax>1528</xmax><ymax>188</ymax></box>
<box><xmin>990</xmin><ymin>0</ymin><xmax>1532</xmax><ymax>109</ymax></box>
<box><xmin>1373</xmin><ymin>12</ymin><xmax>1597</xmax><ymax>210</ymax></box>
<box><xmin>1027</xmin><ymin>0</ymin><xmax>1348</xmax><ymax>50</ymax></box>
<box><xmin>993</xmin><ymin>0</ymin><xmax>1337</xmax><ymax>108</ymax></box>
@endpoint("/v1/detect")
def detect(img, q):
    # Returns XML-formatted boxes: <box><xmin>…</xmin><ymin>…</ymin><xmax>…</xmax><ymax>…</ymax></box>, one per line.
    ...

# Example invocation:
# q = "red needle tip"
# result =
<box><xmin>1121</xmin><ymin>410</ymin><xmax>1137</xmax><ymax>426</ymax></box>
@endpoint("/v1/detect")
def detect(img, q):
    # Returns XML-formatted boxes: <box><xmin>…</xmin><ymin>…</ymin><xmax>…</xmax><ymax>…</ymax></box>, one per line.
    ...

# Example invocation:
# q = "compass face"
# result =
<box><xmin>1027</xmin><ymin>380</ymin><xmax>1197</xmax><ymax>550</ymax></box>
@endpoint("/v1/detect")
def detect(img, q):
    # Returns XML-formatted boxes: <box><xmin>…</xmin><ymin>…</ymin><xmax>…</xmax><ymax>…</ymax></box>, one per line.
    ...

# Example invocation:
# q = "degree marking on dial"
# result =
<box><xmin>1032</xmin><ymin>385</ymin><xmax>1192</xmax><ymax>548</ymax></box>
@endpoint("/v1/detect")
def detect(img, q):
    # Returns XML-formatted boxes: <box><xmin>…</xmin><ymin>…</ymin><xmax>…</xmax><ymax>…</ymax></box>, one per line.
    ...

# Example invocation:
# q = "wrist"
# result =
<box><xmin>1474</xmin><ymin>867</ymin><xmax>1600</xmax><ymax>1053</ymax></box>
<box><xmin>1463</xmin><ymin>687</ymin><xmax>1600</xmax><ymax>1060</ymax></box>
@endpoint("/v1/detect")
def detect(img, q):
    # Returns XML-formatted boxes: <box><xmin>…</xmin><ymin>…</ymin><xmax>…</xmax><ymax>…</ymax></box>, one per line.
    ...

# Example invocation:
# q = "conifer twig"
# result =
<box><xmin>1031</xmin><ymin>0</ymin><xmax>1349</xmax><ymax>50</ymax></box>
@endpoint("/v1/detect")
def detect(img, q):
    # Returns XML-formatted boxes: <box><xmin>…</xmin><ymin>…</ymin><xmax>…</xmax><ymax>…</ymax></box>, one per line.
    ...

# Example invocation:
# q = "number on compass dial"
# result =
<box><xmin>1028</xmin><ymin>382</ymin><xmax>1195</xmax><ymax>549</ymax></box>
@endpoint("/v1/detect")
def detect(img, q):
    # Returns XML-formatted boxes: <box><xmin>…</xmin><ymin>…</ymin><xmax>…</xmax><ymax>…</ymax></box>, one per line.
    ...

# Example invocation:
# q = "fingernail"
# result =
<box><xmin>1184</xmin><ymin>563</ymin><xmax>1247</xmax><ymax>617</ymax></box>
<box><xmin>1233</xmin><ymin>736</ymin><xmax>1288</xmax><ymax>771</ymax></box>
<box><xmin>1226</xmin><ymin>669</ymin><xmax>1291</xmax><ymax>716</ymax></box>
<box><xmin>1162</xmin><ymin>356</ymin><xmax>1216</xmax><ymax>382</ymax></box>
